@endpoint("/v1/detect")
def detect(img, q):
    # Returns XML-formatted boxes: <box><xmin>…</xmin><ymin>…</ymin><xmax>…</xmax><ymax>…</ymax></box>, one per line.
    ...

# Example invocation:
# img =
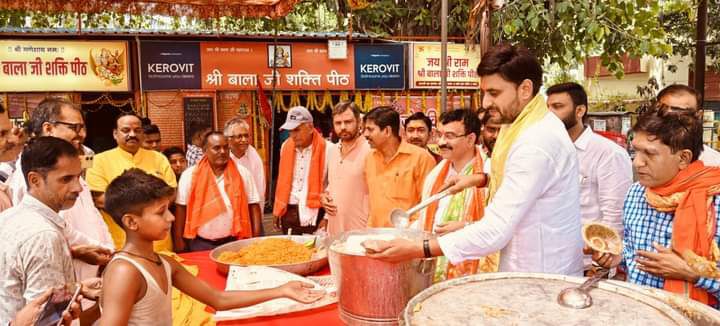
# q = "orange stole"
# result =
<box><xmin>273</xmin><ymin>130</ymin><xmax>326</xmax><ymax>217</ymax></box>
<box><xmin>646</xmin><ymin>160</ymin><xmax>720</xmax><ymax>305</ymax></box>
<box><xmin>183</xmin><ymin>157</ymin><xmax>251</xmax><ymax>239</ymax></box>
<box><xmin>423</xmin><ymin>150</ymin><xmax>492</xmax><ymax>279</ymax></box>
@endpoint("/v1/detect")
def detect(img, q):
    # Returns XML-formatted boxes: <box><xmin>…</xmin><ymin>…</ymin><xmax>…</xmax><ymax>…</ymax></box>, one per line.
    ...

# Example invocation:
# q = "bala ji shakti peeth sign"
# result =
<box><xmin>0</xmin><ymin>40</ymin><xmax>130</xmax><ymax>92</ymax></box>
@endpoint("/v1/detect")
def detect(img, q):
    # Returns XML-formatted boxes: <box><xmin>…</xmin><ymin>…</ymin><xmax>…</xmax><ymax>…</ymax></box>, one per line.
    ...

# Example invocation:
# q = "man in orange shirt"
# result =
<box><xmin>364</xmin><ymin>106</ymin><xmax>436</xmax><ymax>227</ymax></box>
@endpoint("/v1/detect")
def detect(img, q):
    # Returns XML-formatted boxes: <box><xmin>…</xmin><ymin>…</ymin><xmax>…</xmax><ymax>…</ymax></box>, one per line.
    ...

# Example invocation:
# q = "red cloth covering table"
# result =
<box><xmin>177</xmin><ymin>250</ymin><xmax>344</xmax><ymax>325</ymax></box>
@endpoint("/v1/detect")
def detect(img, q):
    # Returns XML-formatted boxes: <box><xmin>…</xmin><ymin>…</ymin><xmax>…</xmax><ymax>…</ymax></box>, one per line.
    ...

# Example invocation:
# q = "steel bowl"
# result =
<box><xmin>209</xmin><ymin>235</ymin><xmax>329</xmax><ymax>276</ymax></box>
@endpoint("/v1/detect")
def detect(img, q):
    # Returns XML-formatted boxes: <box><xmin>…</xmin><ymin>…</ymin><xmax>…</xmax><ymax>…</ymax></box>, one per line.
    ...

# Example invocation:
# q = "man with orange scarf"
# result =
<box><xmin>174</xmin><ymin>132</ymin><xmax>262</xmax><ymax>252</ymax></box>
<box><xmin>415</xmin><ymin>109</ymin><xmax>498</xmax><ymax>282</ymax></box>
<box><xmin>273</xmin><ymin>106</ymin><xmax>330</xmax><ymax>235</ymax></box>
<box><xmin>592</xmin><ymin>109</ymin><xmax>720</xmax><ymax>307</ymax></box>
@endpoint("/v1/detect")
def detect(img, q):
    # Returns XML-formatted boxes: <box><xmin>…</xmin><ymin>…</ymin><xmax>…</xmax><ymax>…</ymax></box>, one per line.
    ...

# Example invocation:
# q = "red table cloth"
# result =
<box><xmin>178</xmin><ymin>250</ymin><xmax>344</xmax><ymax>325</ymax></box>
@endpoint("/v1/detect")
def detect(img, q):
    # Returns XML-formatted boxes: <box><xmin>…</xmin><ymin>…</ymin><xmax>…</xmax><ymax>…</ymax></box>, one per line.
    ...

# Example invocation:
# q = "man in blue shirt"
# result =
<box><xmin>592</xmin><ymin>107</ymin><xmax>720</xmax><ymax>307</ymax></box>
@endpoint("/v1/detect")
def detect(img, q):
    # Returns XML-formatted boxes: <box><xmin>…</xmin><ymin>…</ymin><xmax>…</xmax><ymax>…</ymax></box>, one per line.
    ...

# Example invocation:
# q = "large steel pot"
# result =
<box><xmin>210</xmin><ymin>235</ymin><xmax>328</xmax><ymax>276</ymax></box>
<box><xmin>401</xmin><ymin>272</ymin><xmax>694</xmax><ymax>325</ymax></box>
<box><xmin>328</xmin><ymin>228</ymin><xmax>436</xmax><ymax>326</ymax></box>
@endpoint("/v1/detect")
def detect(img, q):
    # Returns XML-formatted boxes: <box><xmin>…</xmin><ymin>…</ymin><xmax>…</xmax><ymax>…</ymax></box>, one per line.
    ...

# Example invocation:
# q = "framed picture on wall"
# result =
<box><xmin>268</xmin><ymin>44</ymin><xmax>292</xmax><ymax>68</ymax></box>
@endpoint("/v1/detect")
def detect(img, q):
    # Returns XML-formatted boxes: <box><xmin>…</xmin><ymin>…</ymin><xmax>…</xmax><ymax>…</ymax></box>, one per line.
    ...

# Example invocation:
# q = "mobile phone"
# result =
<box><xmin>35</xmin><ymin>283</ymin><xmax>81</xmax><ymax>326</ymax></box>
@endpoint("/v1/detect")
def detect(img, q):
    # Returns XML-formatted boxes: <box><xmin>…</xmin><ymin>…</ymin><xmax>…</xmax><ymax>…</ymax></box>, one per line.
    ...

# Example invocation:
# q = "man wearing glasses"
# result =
<box><xmin>6</xmin><ymin>97</ymin><xmax>113</xmax><ymax>308</ymax></box>
<box><xmin>654</xmin><ymin>84</ymin><xmax>720</xmax><ymax>166</ymax></box>
<box><xmin>224</xmin><ymin>117</ymin><xmax>266</xmax><ymax>208</ymax></box>
<box><xmin>86</xmin><ymin>112</ymin><xmax>177</xmax><ymax>252</ymax></box>
<box><xmin>415</xmin><ymin>109</ymin><xmax>498</xmax><ymax>282</ymax></box>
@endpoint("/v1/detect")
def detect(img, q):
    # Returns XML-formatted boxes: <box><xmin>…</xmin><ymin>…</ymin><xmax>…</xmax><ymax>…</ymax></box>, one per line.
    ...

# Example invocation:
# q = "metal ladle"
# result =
<box><xmin>390</xmin><ymin>189</ymin><xmax>452</xmax><ymax>229</ymax></box>
<box><xmin>557</xmin><ymin>269</ymin><xmax>610</xmax><ymax>309</ymax></box>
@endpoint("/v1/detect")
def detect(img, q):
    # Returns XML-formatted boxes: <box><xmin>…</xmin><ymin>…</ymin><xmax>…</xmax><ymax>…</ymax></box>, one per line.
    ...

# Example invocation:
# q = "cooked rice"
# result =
<box><xmin>218</xmin><ymin>238</ymin><xmax>313</xmax><ymax>265</ymax></box>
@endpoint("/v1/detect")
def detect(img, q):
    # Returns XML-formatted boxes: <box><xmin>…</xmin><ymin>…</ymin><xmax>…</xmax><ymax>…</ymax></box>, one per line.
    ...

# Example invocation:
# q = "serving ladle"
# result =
<box><xmin>390</xmin><ymin>189</ymin><xmax>452</xmax><ymax>229</ymax></box>
<box><xmin>557</xmin><ymin>268</ymin><xmax>610</xmax><ymax>309</ymax></box>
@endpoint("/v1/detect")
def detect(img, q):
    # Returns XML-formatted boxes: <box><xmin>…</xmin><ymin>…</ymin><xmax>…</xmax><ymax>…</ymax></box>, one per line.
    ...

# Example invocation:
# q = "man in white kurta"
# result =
<box><xmin>363</xmin><ymin>44</ymin><xmax>584</xmax><ymax>276</ymax></box>
<box><xmin>546</xmin><ymin>82</ymin><xmax>633</xmax><ymax>270</ymax></box>
<box><xmin>224</xmin><ymin>118</ymin><xmax>267</xmax><ymax>207</ymax></box>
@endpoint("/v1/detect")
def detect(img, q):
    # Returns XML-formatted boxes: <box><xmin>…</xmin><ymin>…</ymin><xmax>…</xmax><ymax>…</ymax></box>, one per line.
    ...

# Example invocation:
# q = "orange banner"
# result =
<box><xmin>201</xmin><ymin>42</ymin><xmax>354</xmax><ymax>91</ymax></box>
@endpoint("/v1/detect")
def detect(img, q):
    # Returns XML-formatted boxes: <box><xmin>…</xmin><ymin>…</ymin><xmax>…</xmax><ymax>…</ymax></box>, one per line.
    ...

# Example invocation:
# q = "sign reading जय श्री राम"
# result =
<box><xmin>0</xmin><ymin>40</ymin><xmax>130</xmax><ymax>92</ymax></box>
<box><xmin>409</xmin><ymin>42</ymin><xmax>481</xmax><ymax>89</ymax></box>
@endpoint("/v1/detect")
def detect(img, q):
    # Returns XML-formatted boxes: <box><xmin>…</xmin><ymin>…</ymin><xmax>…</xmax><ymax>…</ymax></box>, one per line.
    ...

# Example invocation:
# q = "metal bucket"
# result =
<box><xmin>328</xmin><ymin>228</ymin><xmax>436</xmax><ymax>326</ymax></box>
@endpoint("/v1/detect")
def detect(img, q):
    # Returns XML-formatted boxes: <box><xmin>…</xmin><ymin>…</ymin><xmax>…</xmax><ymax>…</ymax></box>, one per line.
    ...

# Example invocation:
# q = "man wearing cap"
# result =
<box><xmin>273</xmin><ymin>106</ymin><xmax>331</xmax><ymax>235</ymax></box>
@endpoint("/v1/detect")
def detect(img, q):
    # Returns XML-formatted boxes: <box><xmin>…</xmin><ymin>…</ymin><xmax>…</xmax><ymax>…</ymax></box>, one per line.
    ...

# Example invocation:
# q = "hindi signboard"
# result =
<box><xmin>409</xmin><ymin>43</ymin><xmax>481</xmax><ymax>89</ymax></box>
<box><xmin>354</xmin><ymin>44</ymin><xmax>405</xmax><ymax>90</ymax></box>
<box><xmin>0</xmin><ymin>40</ymin><xmax>130</xmax><ymax>92</ymax></box>
<box><xmin>200</xmin><ymin>42</ymin><xmax>355</xmax><ymax>91</ymax></box>
<box><xmin>140</xmin><ymin>41</ymin><xmax>201</xmax><ymax>90</ymax></box>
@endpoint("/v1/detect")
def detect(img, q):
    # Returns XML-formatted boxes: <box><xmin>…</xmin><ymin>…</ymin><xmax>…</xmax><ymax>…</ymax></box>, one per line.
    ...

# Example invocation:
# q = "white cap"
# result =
<box><xmin>280</xmin><ymin>106</ymin><xmax>313</xmax><ymax>130</ymax></box>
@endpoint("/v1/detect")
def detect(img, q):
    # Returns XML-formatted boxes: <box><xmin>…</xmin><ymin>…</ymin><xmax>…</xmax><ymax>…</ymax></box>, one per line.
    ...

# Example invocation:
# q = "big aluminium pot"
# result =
<box><xmin>328</xmin><ymin>228</ymin><xmax>436</xmax><ymax>326</ymax></box>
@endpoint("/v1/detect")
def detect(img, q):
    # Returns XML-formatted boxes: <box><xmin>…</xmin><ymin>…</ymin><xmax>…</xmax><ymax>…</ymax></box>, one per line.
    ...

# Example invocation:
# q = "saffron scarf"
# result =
<box><xmin>646</xmin><ymin>160</ymin><xmax>720</xmax><ymax>305</ymax></box>
<box><xmin>273</xmin><ymin>129</ymin><xmax>326</xmax><ymax>217</ymax></box>
<box><xmin>183</xmin><ymin>157</ymin><xmax>251</xmax><ymax>239</ymax></box>
<box><xmin>423</xmin><ymin>149</ymin><xmax>498</xmax><ymax>281</ymax></box>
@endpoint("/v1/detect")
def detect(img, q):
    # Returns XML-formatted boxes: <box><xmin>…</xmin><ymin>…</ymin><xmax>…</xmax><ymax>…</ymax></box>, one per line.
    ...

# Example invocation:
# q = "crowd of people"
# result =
<box><xmin>1</xmin><ymin>42</ymin><xmax>719</xmax><ymax>324</ymax></box>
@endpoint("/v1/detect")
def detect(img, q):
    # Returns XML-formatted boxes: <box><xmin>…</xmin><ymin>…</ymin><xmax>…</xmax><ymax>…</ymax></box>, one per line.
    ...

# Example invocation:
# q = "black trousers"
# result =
<box><xmin>281</xmin><ymin>204</ymin><xmax>324</xmax><ymax>235</ymax></box>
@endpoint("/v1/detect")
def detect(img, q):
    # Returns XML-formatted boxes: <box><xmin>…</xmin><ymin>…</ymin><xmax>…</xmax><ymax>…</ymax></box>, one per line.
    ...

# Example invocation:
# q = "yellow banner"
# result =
<box><xmin>0</xmin><ymin>40</ymin><xmax>130</xmax><ymax>92</ymax></box>
<box><xmin>409</xmin><ymin>43</ymin><xmax>481</xmax><ymax>89</ymax></box>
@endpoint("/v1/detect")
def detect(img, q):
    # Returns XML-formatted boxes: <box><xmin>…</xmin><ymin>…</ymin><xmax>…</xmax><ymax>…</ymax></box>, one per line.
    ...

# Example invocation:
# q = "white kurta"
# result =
<box><xmin>700</xmin><ymin>144</ymin><xmax>720</xmax><ymax>167</ymax></box>
<box><xmin>438</xmin><ymin>112</ymin><xmax>584</xmax><ymax>276</ymax></box>
<box><xmin>231</xmin><ymin>145</ymin><xmax>266</xmax><ymax>206</ymax></box>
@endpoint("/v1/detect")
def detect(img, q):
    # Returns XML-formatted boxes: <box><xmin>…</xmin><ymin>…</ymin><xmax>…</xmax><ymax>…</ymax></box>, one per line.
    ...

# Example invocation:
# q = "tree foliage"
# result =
<box><xmin>0</xmin><ymin>0</ymin><xmax>711</xmax><ymax>78</ymax></box>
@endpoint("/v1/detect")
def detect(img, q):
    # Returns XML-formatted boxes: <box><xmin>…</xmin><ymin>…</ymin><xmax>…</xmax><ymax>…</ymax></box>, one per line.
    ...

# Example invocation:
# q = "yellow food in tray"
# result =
<box><xmin>218</xmin><ymin>238</ymin><xmax>314</xmax><ymax>265</ymax></box>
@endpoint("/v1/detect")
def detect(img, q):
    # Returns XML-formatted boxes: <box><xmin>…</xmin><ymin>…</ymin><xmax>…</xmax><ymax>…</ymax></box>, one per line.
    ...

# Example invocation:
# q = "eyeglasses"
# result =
<box><xmin>51</xmin><ymin>121</ymin><xmax>85</xmax><ymax>133</ymax></box>
<box><xmin>226</xmin><ymin>134</ymin><xmax>250</xmax><ymax>140</ymax></box>
<box><xmin>438</xmin><ymin>132</ymin><xmax>469</xmax><ymax>141</ymax></box>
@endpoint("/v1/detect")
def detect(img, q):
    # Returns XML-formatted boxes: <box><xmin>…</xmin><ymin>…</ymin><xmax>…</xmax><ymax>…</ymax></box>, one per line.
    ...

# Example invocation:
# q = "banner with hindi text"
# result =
<box><xmin>409</xmin><ymin>43</ymin><xmax>481</xmax><ymax>89</ymax></box>
<box><xmin>200</xmin><ymin>42</ymin><xmax>354</xmax><ymax>91</ymax></box>
<box><xmin>0</xmin><ymin>40</ymin><xmax>130</xmax><ymax>92</ymax></box>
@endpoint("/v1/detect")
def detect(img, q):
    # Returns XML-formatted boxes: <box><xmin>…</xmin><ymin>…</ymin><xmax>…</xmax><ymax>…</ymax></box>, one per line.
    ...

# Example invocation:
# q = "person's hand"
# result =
<box><xmin>443</xmin><ymin>174</ymin><xmax>486</xmax><ymax>195</ymax></box>
<box><xmin>11</xmin><ymin>288</ymin><xmax>82</xmax><ymax>326</ymax></box>
<box><xmin>315</xmin><ymin>219</ymin><xmax>328</xmax><ymax>234</ymax></box>
<box><xmin>80</xmin><ymin>277</ymin><xmax>103</xmax><ymax>301</ymax></box>
<box><xmin>362</xmin><ymin>238</ymin><xmax>424</xmax><ymax>263</ymax></box>
<box><xmin>71</xmin><ymin>245</ymin><xmax>112</xmax><ymax>266</ymax></box>
<box><xmin>321</xmin><ymin>192</ymin><xmax>337</xmax><ymax>216</ymax></box>
<box><xmin>279</xmin><ymin>281</ymin><xmax>326</xmax><ymax>304</ymax></box>
<box><xmin>435</xmin><ymin>221</ymin><xmax>466</xmax><ymax>236</ymax></box>
<box><xmin>273</xmin><ymin>215</ymin><xmax>283</xmax><ymax>231</ymax></box>
<box><xmin>584</xmin><ymin>245</ymin><xmax>622</xmax><ymax>270</ymax></box>
<box><xmin>636</xmin><ymin>243</ymin><xmax>700</xmax><ymax>283</ymax></box>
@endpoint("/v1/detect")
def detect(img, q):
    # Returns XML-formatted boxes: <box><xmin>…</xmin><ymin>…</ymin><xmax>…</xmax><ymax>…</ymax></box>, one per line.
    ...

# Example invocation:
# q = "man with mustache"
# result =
<box><xmin>175</xmin><ymin>132</ymin><xmax>261</xmax><ymax>252</ymax></box>
<box><xmin>320</xmin><ymin>102</ymin><xmax>371</xmax><ymax>236</ymax></box>
<box><xmin>224</xmin><ymin>117</ymin><xmax>266</xmax><ymax>208</ymax></box>
<box><xmin>363</xmin><ymin>44</ymin><xmax>584</xmax><ymax>276</ymax></box>
<box><xmin>363</xmin><ymin>106</ymin><xmax>436</xmax><ymax>227</ymax></box>
<box><xmin>546</xmin><ymin>82</ymin><xmax>632</xmax><ymax>273</ymax></box>
<box><xmin>6</xmin><ymin>97</ymin><xmax>113</xmax><ymax>298</ymax></box>
<box><xmin>416</xmin><ymin>109</ymin><xmax>498</xmax><ymax>282</ymax></box>
<box><xmin>405</xmin><ymin>112</ymin><xmax>441</xmax><ymax>163</ymax></box>
<box><xmin>591</xmin><ymin>109</ymin><xmax>720</xmax><ymax>308</ymax></box>
<box><xmin>86</xmin><ymin>113</ymin><xmax>177</xmax><ymax>252</ymax></box>
<box><xmin>273</xmin><ymin>106</ymin><xmax>331</xmax><ymax>235</ymax></box>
